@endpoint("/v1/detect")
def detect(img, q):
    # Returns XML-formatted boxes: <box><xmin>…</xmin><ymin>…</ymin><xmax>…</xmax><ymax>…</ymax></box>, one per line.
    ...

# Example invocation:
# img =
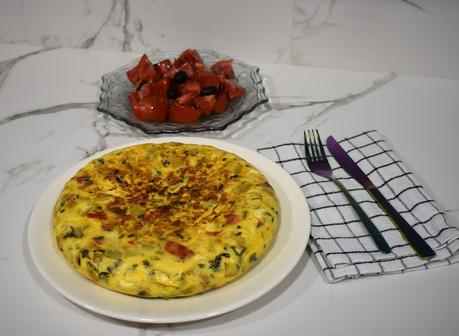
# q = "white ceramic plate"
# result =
<box><xmin>28</xmin><ymin>137</ymin><xmax>310</xmax><ymax>323</ymax></box>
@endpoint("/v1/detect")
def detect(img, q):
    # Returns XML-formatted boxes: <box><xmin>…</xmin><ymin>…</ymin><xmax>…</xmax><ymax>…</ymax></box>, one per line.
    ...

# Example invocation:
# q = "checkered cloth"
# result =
<box><xmin>258</xmin><ymin>130</ymin><xmax>459</xmax><ymax>282</ymax></box>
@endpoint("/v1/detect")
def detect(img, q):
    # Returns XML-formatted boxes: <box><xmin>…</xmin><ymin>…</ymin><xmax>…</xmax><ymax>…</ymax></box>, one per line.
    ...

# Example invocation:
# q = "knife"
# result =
<box><xmin>326</xmin><ymin>136</ymin><xmax>435</xmax><ymax>259</ymax></box>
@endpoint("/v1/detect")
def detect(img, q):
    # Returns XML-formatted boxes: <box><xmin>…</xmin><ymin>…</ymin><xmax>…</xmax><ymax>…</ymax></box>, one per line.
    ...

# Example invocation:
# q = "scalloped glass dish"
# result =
<box><xmin>97</xmin><ymin>50</ymin><xmax>268</xmax><ymax>134</ymax></box>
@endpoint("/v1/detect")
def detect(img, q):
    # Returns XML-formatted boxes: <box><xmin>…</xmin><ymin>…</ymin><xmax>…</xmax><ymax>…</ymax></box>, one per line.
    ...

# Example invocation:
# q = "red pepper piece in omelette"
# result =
<box><xmin>165</xmin><ymin>241</ymin><xmax>195</xmax><ymax>260</ymax></box>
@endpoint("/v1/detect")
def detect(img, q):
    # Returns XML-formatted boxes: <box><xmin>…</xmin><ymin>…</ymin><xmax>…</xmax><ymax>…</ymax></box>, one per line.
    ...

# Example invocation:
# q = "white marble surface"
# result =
<box><xmin>1</xmin><ymin>0</ymin><xmax>459</xmax><ymax>78</ymax></box>
<box><xmin>1</xmin><ymin>42</ymin><xmax>459</xmax><ymax>335</ymax></box>
<box><xmin>0</xmin><ymin>0</ymin><xmax>294</xmax><ymax>64</ymax></box>
<box><xmin>292</xmin><ymin>0</ymin><xmax>459</xmax><ymax>78</ymax></box>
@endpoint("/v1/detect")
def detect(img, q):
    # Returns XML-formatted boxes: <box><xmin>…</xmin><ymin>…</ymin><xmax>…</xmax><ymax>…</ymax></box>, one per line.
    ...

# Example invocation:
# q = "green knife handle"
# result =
<box><xmin>331</xmin><ymin>178</ymin><xmax>392</xmax><ymax>253</ymax></box>
<box><xmin>368</xmin><ymin>187</ymin><xmax>435</xmax><ymax>259</ymax></box>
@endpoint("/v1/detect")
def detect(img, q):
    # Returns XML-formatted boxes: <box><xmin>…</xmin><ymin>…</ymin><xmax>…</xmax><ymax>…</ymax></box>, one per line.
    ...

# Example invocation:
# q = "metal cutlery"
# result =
<box><xmin>304</xmin><ymin>130</ymin><xmax>391</xmax><ymax>253</ymax></box>
<box><xmin>326</xmin><ymin>135</ymin><xmax>435</xmax><ymax>259</ymax></box>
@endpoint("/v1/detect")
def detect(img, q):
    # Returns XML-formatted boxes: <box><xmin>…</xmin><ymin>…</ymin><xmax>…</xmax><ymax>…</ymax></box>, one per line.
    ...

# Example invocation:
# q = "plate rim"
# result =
<box><xmin>27</xmin><ymin>137</ymin><xmax>310</xmax><ymax>323</ymax></box>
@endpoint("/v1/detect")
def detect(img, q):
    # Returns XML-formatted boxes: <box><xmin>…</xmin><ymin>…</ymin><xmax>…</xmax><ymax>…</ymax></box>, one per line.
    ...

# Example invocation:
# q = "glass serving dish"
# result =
<box><xmin>97</xmin><ymin>49</ymin><xmax>268</xmax><ymax>134</ymax></box>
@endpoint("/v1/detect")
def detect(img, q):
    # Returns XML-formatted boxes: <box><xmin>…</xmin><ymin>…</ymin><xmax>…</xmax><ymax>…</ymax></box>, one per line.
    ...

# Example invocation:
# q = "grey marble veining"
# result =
<box><xmin>299</xmin><ymin>72</ymin><xmax>397</xmax><ymax>127</ymax></box>
<box><xmin>1</xmin><ymin>0</ymin><xmax>458</xmax><ymax>77</ymax></box>
<box><xmin>79</xmin><ymin>0</ymin><xmax>142</xmax><ymax>52</ymax></box>
<box><xmin>0</xmin><ymin>102</ymin><xmax>97</xmax><ymax>126</ymax></box>
<box><xmin>270</xmin><ymin>72</ymin><xmax>396</xmax><ymax>119</ymax></box>
<box><xmin>0</xmin><ymin>160</ymin><xmax>54</xmax><ymax>194</ymax></box>
<box><xmin>400</xmin><ymin>0</ymin><xmax>429</xmax><ymax>13</ymax></box>
<box><xmin>79</xmin><ymin>0</ymin><xmax>120</xmax><ymax>50</ymax></box>
<box><xmin>0</xmin><ymin>47</ymin><xmax>57</xmax><ymax>89</ymax></box>
<box><xmin>293</xmin><ymin>0</ymin><xmax>338</xmax><ymax>45</ymax></box>
<box><xmin>78</xmin><ymin>111</ymin><xmax>150</xmax><ymax>157</ymax></box>
<box><xmin>291</xmin><ymin>0</ymin><xmax>459</xmax><ymax>78</ymax></box>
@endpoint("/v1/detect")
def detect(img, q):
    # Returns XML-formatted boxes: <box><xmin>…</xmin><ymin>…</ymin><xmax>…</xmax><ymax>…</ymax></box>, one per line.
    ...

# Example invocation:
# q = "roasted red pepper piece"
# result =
<box><xmin>154</xmin><ymin>59</ymin><xmax>175</xmax><ymax>79</ymax></box>
<box><xmin>175</xmin><ymin>92</ymin><xmax>196</xmax><ymax>106</ymax></box>
<box><xmin>213</xmin><ymin>92</ymin><xmax>228</xmax><ymax>114</ymax></box>
<box><xmin>222</xmin><ymin>79</ymin><xmax>246</xmax><ymax>100</ymax></box>
<box><xmin>174</xmin><ymin>49</ymin><xmax>204</xmax><ymax>68</ymax></box>
<box><xmin>177</xmin><ymin>63</ymin><xmax>194</xmax><ymax>77</ymax></box>
<box><xmin>86</xmin><ymin>211</ymin><xmax>108</xmax><ymax>220</ymax></box>
<box><xmin>132</xmin><ymin>96</ymin><xmax>168</xmax><ymax>122</ymax></box>
<box><xmin>126</xmin><ymin>54</ymin><xmax>158</xmax><ymax>86</ymax></box>
<box><xmin>191</xmin><ymin>68</ymin><xmax>221</xmax><ymax>88</ymax></box>
<box><xmin>178</xmin><ymin>80</ymin><xmax>200</xmax><ymax>96</ymax></box>
<box><xmin>193</xmin><ymin>95</ymin><xmax>216</xmax><ymax>116</ymax></box>
<box><xmin>165</xmin><ymin>241</ymin><xmax>194</xmax><ymax>260</ymax></box>
<box><xmin>211</xmin><ymin>59</ymin><xmax>235</xmax><ymax>79</ymax></box>
<box><xmin>168</xmin><ymin>104</ymin><xmax>203</xmax><ymax>123</ymax></box>
<box><xmin>225</xmin><ymin>213</ymin><xmax>239</xmax><ymax>224</ymax></box>
<box><xmin>149</xmin><ymin>77</ymin><xmax>171</xmax><ymax>98</ymax></box>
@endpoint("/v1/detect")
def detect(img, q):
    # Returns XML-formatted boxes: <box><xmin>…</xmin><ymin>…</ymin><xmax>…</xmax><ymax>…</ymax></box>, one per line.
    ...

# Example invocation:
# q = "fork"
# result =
<box><xmin>304</xmin><ymin>130</ymin><xmax>391</xmax><ymax>253</ymax></box>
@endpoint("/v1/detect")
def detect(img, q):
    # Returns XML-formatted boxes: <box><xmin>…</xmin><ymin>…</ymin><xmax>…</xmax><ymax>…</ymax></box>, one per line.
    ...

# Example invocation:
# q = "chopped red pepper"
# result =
<box><xmin>165</xmin><ymin>241</ymin><xmax>195</xmax><ymax>260</ymax></box>
<box><xmin>86</xmin><ymin>211</ymin><xmax>108</xmax><ymax>220</ymax></box>
<box><xmin>190</xmin><ymin>68</ymin><xmax>220</xmax><ymax>88</ymax></box>
<box><xmin>126</xmin><ymin>50</ymin><xmax>246</xmax><ymax>123</ymax></box>
<box><xmin>131</xmin><ymin>96</ymin><xmax>168</xmax><ymax>122</ymax></box>
<box><xmin>213</xmin><ymin>92</ymin><xmax>228</xmax><ymax>114</ymax></box>
<box><xmin>168</xmin><ymin>104</ymin><xmax>204</xmax><ymax>123</ymax></box>
<box><xmin>174</xmin><ymin>49</ymin><xmax>204</xmax><ymax>67</ymax></box>
<box><xmin>222</xmin><ymin>79</ymin><xmax>246</xmax><ymax>100</ymax></box>
<box><xmin>211</xmin><ymin>59</ymin><xmax>235</xmax><ymax>79</ymax></box>
<box><xmin>225</xmin><ymin>213</ymin><xmax>239</xmax><ymax>224</ymax></box>
<box><xmin>75</xmin><ymin>175</ymin><xmax>91</xmax><ymax>184</ymax></box>
<box><xmin>127</xmin><ymin>54</ymin><xmax>158</xmax><ymax>86</ymax></box>
<box><xmin>154</xmin><ymin>59</ymin><xmax>175</xmax><ymax>78</ymax></box>
<box><xmin>193</xmin><ymin>95</ymin><xmax>216</xmax><ymax>116</ymax></box>
<box><xmin>101</xmin><ymin>223</ymin><xmax>113</xmax><ymax>231</ymax></box>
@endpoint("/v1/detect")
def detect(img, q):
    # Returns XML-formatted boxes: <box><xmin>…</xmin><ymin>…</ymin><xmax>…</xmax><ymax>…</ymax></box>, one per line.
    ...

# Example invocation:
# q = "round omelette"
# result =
<box><xmin>53</xmin><ymin>142</ymin><xmax>279</xmax><ymax>298</ymax></box>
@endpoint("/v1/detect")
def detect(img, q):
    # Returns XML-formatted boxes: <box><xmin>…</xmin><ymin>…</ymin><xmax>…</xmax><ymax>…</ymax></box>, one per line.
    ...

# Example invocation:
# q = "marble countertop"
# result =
<box><xmin>2</xmin><ymin>0</ymin><xmax>459</xmax><ymax>78</ymax></box>
<box><xmin>1</xmin><ymin>43</ymin><xmax>459</xmax><ymax>335</ymax></box>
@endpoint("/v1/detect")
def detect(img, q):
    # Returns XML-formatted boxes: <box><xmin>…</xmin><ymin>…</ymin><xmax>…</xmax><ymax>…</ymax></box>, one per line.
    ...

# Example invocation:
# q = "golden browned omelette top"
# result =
<box><xmin>53</xmin><ymin>142</ymin><xmax>279</xmax><ymax>298</ymax></box>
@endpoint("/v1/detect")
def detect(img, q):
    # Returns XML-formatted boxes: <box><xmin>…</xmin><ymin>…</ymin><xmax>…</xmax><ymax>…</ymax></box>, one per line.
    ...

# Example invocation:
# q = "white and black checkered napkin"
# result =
<box><xmin>258</xmin><ymin>130</ymin><xmax>459</xmax><ymax>282</ymax></box>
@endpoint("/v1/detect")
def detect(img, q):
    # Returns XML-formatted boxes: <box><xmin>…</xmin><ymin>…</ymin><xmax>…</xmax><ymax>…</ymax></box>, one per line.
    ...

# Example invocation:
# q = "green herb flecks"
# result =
<box><xmin>63</xmin><ymin>226</ymin><xmax>83</xmax><ymax>239</ymax></box>
<box><xmin>209</xmin><ymin>253</ymin><xmax>231</xmax><ymax>270</ymax></box>
<box><xmin>58</xmin><ymin>201</ymin><xmax>65</xmax><ymax>213</ymax></box>
<box><xmin>87</xmin><ymin>261</ymin><xmax>98</xmax><ymax>273</ymax></box>
<box><xmin>98</xmin><ymin>272</ymin><xmax>109</xmax><ymax>281</ymax></box>
<box><xmin>230</xmin><ymin>246</ymin><xmax>246</xmax><ymax>257</ymax></box>
<box><xmin>81</xmin><ymin>249</ymin><xmax>89</xmax><ymax>258</ymax></box>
